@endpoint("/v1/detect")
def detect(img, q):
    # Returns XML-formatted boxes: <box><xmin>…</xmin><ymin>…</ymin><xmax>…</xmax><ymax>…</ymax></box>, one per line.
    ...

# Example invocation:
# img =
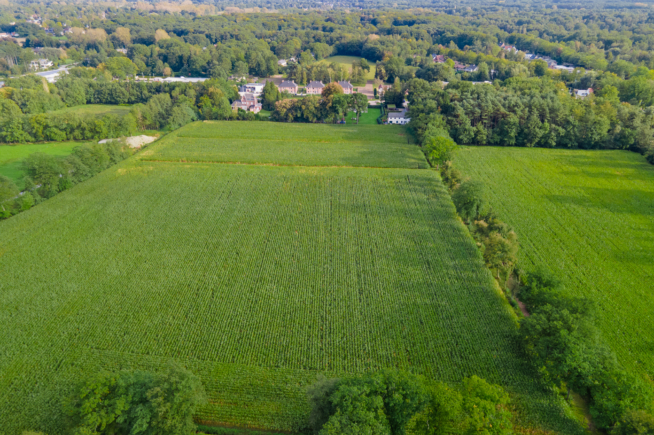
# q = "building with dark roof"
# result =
<box><xmin>278</xmin><ymin>80</ymin><xmax>298</xmax><ymax>94</ymax></box>
<box><xmin>306</xmin><ymin>80</ymin><xmax>325</xmax><ymax>95</ymax></box>
<box><xmin>338</xmin><ymin>81</ymin><xmax>354</xmax><ymax>94</ymax></box>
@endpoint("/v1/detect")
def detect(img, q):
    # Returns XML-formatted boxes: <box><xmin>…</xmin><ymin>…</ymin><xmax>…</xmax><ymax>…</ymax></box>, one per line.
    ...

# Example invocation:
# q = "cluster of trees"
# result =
<box><xmin>307</xmin><ymin>370</ymin><xmax>512</xmax><ymax>435</ymax></box>
<box><xmin>518</xmin><ymin>271</ymin><xmax>654</xmax><ymax>432</ymax></box>
<box><xmin>406</xmin><ymin>78</ymin><xmax>654</xmax><ymax>163</ymax></box>
<box><xmin>439</xmin><ymin>158</ymin><xmax>520</xmax><ymax>295</ymax></box>
<box><xmin>65</xmin><ymin>364</ymin><xmax>205</xmax><ymax>435</ymax></box>
<box><xmin>272</xmin><ymin>83</ymin><xmax>368</xmax><ymax>123</ymax></box>
<box><xmin>0</xmin><ymin>69</ymin><xmax>257</xmax><ymax>143</ymax></box>
<box><xmin>285</xmin><ymin>58</ymin><xmax>370</xmax><ymax>86</ymax></box>
<box><xmin>0</xmin><ymin>101</ymin><xmax>137</xmax><ymax>143</ymax></box>
<box><xmin>3</xmin><ymin>4</ymin><xmax>654</xmax><ymax>82</ymax></box>
<box><xmin>0</xmin><ymin>141</ymin><xmax>133</xmax><ymax>219</ymax></box>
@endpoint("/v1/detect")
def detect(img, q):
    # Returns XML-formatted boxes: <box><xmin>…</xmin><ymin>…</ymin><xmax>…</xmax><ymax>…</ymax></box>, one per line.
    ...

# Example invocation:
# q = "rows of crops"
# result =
<box><xmin>143</xmin><ymin>133</ymin><xmax>427</xmax><ymax>169</ymax></box>
<box><xmin>455</xmin><ymin>147</ymin><xmax>654</xmax><ymax>381</ymax></box>
<box><xmin>172</xmin><ymin>121</ymin><xmax>410</xmax><ymax>144</ymax></box>
<box><xmin>0</xmin><ymin>156</ymin><xmax>582</xmax><ymax>434</ymax></box>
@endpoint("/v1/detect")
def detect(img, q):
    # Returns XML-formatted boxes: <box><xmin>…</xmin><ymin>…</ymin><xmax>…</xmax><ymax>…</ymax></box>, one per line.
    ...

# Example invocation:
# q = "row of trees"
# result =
<box><xmin>440</xmin><ymin>159</ymin><xmax>654</xmax><ymax>433</ymax></box>
<box><xmin>519</xmin><ymin>271</ymin><xmax>654</xmax><ymax>432</ymax></box>
<box><xmin>308</xmin><ymin>370</ymin><xmax>512</xmax><ymax>435</ymax></box>
<box><xmin>272</xmin><ymin>83</ymin><xmax>368</xmax><ymax>124</ymax></box>
<box><xmin>406</xmin><ymin>78</ymin><xmax>654</xmax><ymax>163</ymax></box>
<box><xmin>0</xmin><ymin>141</ymin><xmax>133</xmax><ymax>219</ymax></box>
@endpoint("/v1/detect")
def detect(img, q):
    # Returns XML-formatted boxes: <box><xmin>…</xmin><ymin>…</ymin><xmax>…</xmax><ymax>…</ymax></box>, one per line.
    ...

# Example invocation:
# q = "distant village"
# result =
<box><xmin>1</xmin><ymin>16</ymin><xmax>595</xmax><ymax>122</ymax></box>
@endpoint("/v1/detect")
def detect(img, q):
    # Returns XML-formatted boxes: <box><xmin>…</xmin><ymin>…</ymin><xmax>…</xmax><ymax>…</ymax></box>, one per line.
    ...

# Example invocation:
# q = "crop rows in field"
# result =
<box><xmin>141</xmin><ymin>121</ymin><xmax>426</xmax><ymax>169</ymax></box>
<box><xmin>455</xmin><ymin>146</ymin><xmax>654</xmax><ymax>381</ymax></box>
<box><xmin>0</xmin><ymin>160</ymin><xmax>582</xmax><ymax>434</ymax></box>
<box><xmin>173</xmin><ymin>121</ymin><xmax>410</xmax><ymax>143</ymax></box>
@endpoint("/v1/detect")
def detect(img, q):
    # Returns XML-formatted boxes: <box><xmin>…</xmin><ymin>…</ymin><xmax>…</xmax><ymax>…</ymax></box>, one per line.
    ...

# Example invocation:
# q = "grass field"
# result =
<box><xmin>0</xmin><ymin>124</ymin><xmax>583</xmax><ymax>434</ymax></box>
<box><xmin>319</xmin><ymin>55</ymin><xmax>376</xmax><ymax>82</ymax></box>
<box><xmin>0</xmin><ymin>141</ymin><xmax>90</xmax><ymax>188</ymax></box>
<box><xmin>142</xmin><ymin>121</ymin><xmax>424</xmax><ymax>168</ymax></box>
<box><xmin>49</xmin><ymin>104</ymin><xmax>132</xmax><ymax>116</ymax></box>
<box><xmin>455</xmin><ymin>147</ymin><xmax>654</xmax><ymax>382</ymax></box>
<box><xmin>344</xmin><ymin>108</ymin><xmax>381</xmax><ymax>125</ymax></box>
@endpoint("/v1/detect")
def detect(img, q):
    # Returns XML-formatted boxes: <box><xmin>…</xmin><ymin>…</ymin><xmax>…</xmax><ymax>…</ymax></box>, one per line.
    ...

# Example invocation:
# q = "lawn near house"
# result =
<box><xmin>344</xmin><ymin>107</ymin><xmax>381</xmax><ymax>125</ymax></box>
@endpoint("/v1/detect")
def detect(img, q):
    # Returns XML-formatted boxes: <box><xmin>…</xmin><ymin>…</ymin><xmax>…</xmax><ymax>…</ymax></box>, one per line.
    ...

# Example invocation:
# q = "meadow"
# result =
<box><xmin>319</xmin><ymin>55</ymin><xmax>376</xmax><ymax>82</ymax></box>
<box><xmin>0</xmin><ymin>141</ymin><xmax>91</xmax><ymax>188</ymax></box>
<box><xmin>142</xmin><ymin>121</ymin><xmax>424</xmax><ymax>168</ymax></box>
<box><xmin>455</xmin><ymin>147</ymin><xmax>654</xmax><ymax>382</ymax></box>
<box><xmin>0</xmin><ymin>124</ymin><xmax>583</xmax><ymax>434</ymax></box>
<box><xmin>49</xmin><ymin>104</ymin><xmax>132</xmax><ymax>116</ymax></box>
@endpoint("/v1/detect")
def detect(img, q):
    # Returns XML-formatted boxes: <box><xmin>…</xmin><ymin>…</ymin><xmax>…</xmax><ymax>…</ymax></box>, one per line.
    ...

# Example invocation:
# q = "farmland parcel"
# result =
<box><xmin>455</xmin><ymin>147</ymin><xmax>654</xmax><ymax>384</ymax></box>
<box><xmin>0</xmin><ymin>123</ymin><xmax>581</xmax><ymax>434</ymax></box>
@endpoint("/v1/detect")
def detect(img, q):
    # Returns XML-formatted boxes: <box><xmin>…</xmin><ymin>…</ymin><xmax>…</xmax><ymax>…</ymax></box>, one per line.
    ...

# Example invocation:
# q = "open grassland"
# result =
<box><xmin>141</xmin><ymin>121</ymin><xmax>425</xmax><ymax>168</ymax></box>
<box><xmin>319</xmin><ymin>55</ymin><xmax>376</xmax><ymax>81</ymax></box>
<box><xmin>455</xmin><ymin>147</ymin><xmax>654</xmax><ymax>381</ymax></box>
<box><xmin>49</xmin><ymin>104</ymin><xmax>132</xmax><ymax>116</ymax></box>
<box><xmin>0</xmin><ymin>141</ymin><xmax>90</xmax><ymax>187</ymax></box>
<box><xmin>344</xmin><ymin>107</ymin><xmax>381</xmax><ymax>125</ymax></box>
<box><xmin>0</xmin><ymin>126</ymin><xmax>583</xmax><ymax>435</ymax></box>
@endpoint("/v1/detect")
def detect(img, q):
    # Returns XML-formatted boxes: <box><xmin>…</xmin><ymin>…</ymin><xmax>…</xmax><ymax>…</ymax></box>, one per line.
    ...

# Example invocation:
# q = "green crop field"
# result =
<box><xmin>142</xmin><ymin>121</ymin><xmax>424</xmax><ymax>168</ymax></box>
<box><xmin>0</xmin><ymin>141</ymin><xmax>91</xmax><ymax>188</ymax></box>
<box><xmin>319</xmin><ymin>55</ymin><xmax>376</xmax><ymax>81</ymax></box>
<box><xmin>455</xmin><ymin>147</ymin><xmax>654</xmax><ymax>381</ymax></box>
<box><xmin>50</xmin><ymin>104</ymin><xmax>132</xmax><ymax>116</ymax></box>
<box><xmin>0</xmin><ymin>124</ymin><xmax>583</xmax><ymax>435</ymax></box>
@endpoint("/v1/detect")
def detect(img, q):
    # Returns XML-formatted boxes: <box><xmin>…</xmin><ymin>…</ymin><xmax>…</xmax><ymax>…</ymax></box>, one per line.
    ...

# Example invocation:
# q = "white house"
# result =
<box><xmin>240</xmin><ymin>82</ymin><xmax>265</xmax><ymax>96</ymax></box>
<box><xmin>575</xmin><ymin>88</ymin><xmax>593</xmax><ymax>98</ymax></box>
<box><xmin>554</xmin><ymin>65</ymin><xmax>574</xmax><ymax>73</ymax></box>
<box><xmin>387</xmin><ymin>110</ymin><xmax>410</xmax><ymax>125</ymax></box>
<box><xmin>29</xmin><ymin>58</ymin><xmax>53</xmax><ymax>70</ymax></box>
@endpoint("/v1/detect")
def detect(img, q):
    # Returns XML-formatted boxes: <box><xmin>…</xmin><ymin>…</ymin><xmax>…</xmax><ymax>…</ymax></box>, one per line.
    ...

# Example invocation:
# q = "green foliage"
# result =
<box><xmin>611</xmin><ymin>409</ymin><xmax>654</xmax><ymax>435</ymax></box>
<box><xmin>66</xmin><ymin>365</ymin><xmax>206</xmax><ymax>435</ymax></box>
<box><xmin>460</xmin><ymin>376</ymin><xmax>513</xmax><ymax>435</ymax></box>
<box><xmin>0</xmin><ymin>174</ymin><xmax>18</xmax><ymax>204</ymax></box>
<box><xmin>261</xmin><ymin>81</ymin><xmax>281</xmax><ymax>111</ymax></box>
<box><xmin>423</xmin><ymin>135</ymin><xmax>457</xmax><ymax>168</ymax></box>
<box><xmin>469</xmin><ymin>212</ymin><xmax>519</xmax><ymax>283</ymax></box>
<box><xmin>312</xmin><ymin>370</ymin><xmax>429</xmax><ymax>435</ymax></box>
<box><xmin>451</xmin><ymin>179</ymin><xmax>486</xmax><ymax>222</ymax></box>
